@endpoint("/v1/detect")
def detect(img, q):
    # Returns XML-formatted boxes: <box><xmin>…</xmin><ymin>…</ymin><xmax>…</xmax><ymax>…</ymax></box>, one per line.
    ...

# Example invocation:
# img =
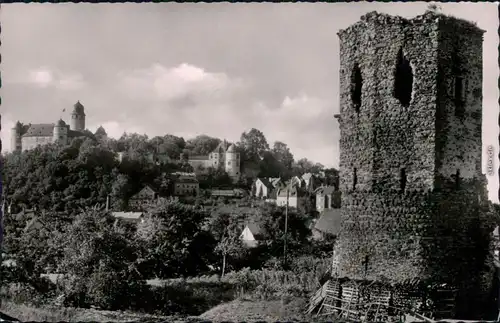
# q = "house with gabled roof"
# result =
<box><xmin>128</xmin><ymin>185</ymin><xmax>159</xmax><ymax>211</ymax></box>
<box><xmin>315</xmin><ymin>186</ymin><xmax>337</xmax><ymax>212</ymax></box>
<box><xmin>312</xmin><ymin>209</ymin><xmax>341</xmax><ymax>241</ymax></box>
<box><xmin>301</xmin><ymin>173</ymin><xmax>317</xmax><ymax>191</ymax></box>
<box><xmin>276</xmin><ymin>185</ymin><xmax>306</xmax><ymax>209</ymax></box>
<box><xmin>240</xmin><ymin>221</ymin><xmax>264</xmax><ymax>248</ymax></box>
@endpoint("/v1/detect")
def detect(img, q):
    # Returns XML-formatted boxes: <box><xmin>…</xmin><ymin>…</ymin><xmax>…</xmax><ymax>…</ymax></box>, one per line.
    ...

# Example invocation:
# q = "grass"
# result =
<box><xmin>0</xmin><ymin>300</ymin><xmax>195</xmax><ymax>322</ymax></box>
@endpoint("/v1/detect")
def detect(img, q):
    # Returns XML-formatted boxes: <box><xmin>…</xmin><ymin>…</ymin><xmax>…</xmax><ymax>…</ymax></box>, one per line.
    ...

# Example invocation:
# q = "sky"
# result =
<box><xmin>1</xmin><ymin>2</ymin><xmax>499</xmax><ymax>201</ymax></box>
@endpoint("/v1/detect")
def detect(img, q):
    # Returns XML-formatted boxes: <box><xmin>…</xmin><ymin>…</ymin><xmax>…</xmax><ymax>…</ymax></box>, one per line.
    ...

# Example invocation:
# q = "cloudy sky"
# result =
<box><xmin>1</xmin><ymin>2</ymin><xmax>499</xmax><ymax>201</ymax></box>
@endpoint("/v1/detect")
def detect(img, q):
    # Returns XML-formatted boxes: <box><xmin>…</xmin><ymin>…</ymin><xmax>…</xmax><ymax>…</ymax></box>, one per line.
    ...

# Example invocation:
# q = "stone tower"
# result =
<box><xmin>335</xmin><ymin>11</ymin><xmax>488</xmax><ymax>317</ymax></box>
<box><xmin>10</xmin><ymin>122</ymin><xmax>23</xmax><ymax>152</ymax></box>
<box><xmin>53</xmin><ymin>119</ymin><xmax>68</xmax><ymax>145</ymax></box>
<box><xmin>70</xmin><ymin>101</ymin><xmax>86</xmax><ymax>132</ymax></box>
<box><xmin>225</xmin><ymin>144</ymin><xmax>240</xmax><ymax>180</ymax></box>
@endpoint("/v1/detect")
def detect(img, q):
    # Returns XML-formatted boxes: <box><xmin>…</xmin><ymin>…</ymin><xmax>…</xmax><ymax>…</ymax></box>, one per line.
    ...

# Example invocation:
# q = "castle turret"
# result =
<box><xmin>225</xmin><ymin>144</ymin><xmax>240</xmax><ymax>180</ymax></box>
<box><xmin>95</xmin><ymin>125</ymin><xmax>108</xmax><ymax>141</ymax></box>
<box><xmin>10</xmin><ymin>121</ymin><xmax>23</xmax><ymax>152</ymax></box>
<box><xmin>70</xmin><ymin>101</ymin><xmax>86</xmax><ymax>132</ymax></box>
<box><xmin>53</xmin><ymin>119</ymin><xmax>68</xmax><ymax>145</ymax></box>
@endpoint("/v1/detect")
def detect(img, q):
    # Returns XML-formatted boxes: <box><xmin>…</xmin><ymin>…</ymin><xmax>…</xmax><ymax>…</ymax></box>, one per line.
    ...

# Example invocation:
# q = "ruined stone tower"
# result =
<box><xmin>335</xmin><ymin>11</ymin><xmax>489</xmax><ymax>317</ymax></box>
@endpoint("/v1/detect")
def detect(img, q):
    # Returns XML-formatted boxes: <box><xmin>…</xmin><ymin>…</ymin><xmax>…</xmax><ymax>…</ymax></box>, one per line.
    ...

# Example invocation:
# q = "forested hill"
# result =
<box><xmin>2</xmin><ymin>127</ymin><xmax>337</xmax><ymax>213</ymax></box>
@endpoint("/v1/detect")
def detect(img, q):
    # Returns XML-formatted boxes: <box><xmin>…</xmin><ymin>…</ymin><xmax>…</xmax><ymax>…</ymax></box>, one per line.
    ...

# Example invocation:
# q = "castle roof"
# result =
<box><xmin>72</xmin><ymin>101</ymin><xmax>85</xmax><ymax>115</ymax></box>
<box><xmin>213</xmin><ymin>141</ymin><xmax>227</xmax><ymax>154</ymax></box>
<box><xmin>95</xmin><ymin>126</ymin><xmax>107</xmax><ymax>135</ymax></box>
<box><xmin>22</xmin><ymin>124</ymin><xmax>55</xmax><ymax>137</ymax></box>
<box><xmin>227</xmin><ymin>144</ymin><xmax>236</xmax><ymax>153</ymax></box>
<box><xmin>21</xmin><ymin>123</ymin><xmax>87</xmax><ymax>139</ymax></box>
<box><xmin>56</xmin><ymin>119</ymin><xmax>66</xmax><ymax>127</ymax></box>
<box><xmin>189</xmin><ymin>155</ymin><xmax>209</xmax><ymax>161</ymax></box>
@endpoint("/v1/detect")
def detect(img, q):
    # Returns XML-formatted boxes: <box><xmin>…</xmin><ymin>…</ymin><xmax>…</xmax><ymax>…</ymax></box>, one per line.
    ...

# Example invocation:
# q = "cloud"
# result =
<box><xmin>20</xmin><ymin>67</ymin><xmax>86</xmax><ymax>91</ymax></box>
<box><xmin>254</xmin><ymin>94</ymin><xmax>339</xmax><ymax>166</ymax></box>
<box><xmin>117</xmin><ymin>63</ymin><xmax>244</xmax><ymax>103</ymax></box>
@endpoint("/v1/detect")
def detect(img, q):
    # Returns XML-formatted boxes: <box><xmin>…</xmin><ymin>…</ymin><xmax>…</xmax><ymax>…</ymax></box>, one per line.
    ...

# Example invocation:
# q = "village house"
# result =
<box><xmin>315</xmin><ymin>186</ymin><xmax>337</xmax><ymax>212</ymax></box>
<box><xmin>253</xmin><ymin>177</ymin><xmax>281</xmax><ymax>198</ymax></box>
<box><xmin>128</xmin><ymin>185</ymin><xmax>159</xmax><ymax>211</ymax></box>
<box><xmin>276</xmin><ymin>185</ymin><xmax>306</xmax><ymax>209</ymax></box>
<box><xmin>301</xmin><ymin>173</ymin><xmax>317</xmax><ymax>191</ymax></box>
<box><xmin>311</xmin><ymin>209</ymin><xmax>341</xmax><ymax>241</ymax></box>
<box><xmin>111</xmin><ymin>211</ymin><xmax>144</xmax><ymax>224</ymax></box>
<box><xmin>173</xmin><ymin>173</ymin><xmax>199</xmax><ymax>196</ymax></box>
<box><xmin>211</xmin><ymin>188</ymin><xmax>246</xmax><ymax>198</ymax></box>
<box><xmin>240</xmin><ymin>222</ymin><xmax>264</xmax><ymax>248</ymax></box>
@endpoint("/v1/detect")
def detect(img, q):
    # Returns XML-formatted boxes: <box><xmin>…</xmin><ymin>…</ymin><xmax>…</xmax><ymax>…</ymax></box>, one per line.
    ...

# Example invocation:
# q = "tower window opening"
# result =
<box><xmin>455</xmin><ymin>169</ymin><xmax>461</xmax><ymax>189</ymax></box>
<box><xmin>393</xmin><ymin>48</ymin><xmax>413</xmax><ymax>108</ymax></box>
<box><xmin>350</xmin><ymin>64</ymin><xmax>362</xmax><ymax>113</ymax></box>
<box><xmin>400</xmin><ymin>168</ymin><xmax>407</xmax><ymax>193</ymax></box>
<box><xmin>454</xmin><ymin>76</ymin><xmax>465</xmax><ymax>118</ymax></box>
<box><xmin>353</xmin><ymin>168</ymin><xmax>358</xmax><ymax>190</ymax></box>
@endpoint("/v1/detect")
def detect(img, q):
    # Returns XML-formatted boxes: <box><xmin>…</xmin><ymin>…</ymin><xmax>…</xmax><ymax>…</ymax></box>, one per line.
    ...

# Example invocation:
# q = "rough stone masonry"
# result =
<box><xmin>335</xmin><ymin>11</ymin><xmax>494</xmax><ymax>318</ymax></box>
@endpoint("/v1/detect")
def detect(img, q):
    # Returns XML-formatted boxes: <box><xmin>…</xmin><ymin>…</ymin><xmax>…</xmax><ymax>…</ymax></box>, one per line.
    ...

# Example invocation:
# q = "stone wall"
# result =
<box><xmin>335</xmin><ymin>11</ymin><xmax>490</xmax><ymax>318</ymax></box>
<box><xmin>21</xmin><ymin>136</ymin><xmax>53</xmax><ymax>151</ymax></box>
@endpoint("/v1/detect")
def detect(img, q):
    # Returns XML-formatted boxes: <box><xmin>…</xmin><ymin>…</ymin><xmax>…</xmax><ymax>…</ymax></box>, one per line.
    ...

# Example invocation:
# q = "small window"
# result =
<box><xmin>350</xmin><ymin>64</ymin><xmax>362</xmax><ymax>113</ymax></box>
<box><xmin>455</xmin><ymin>169</ymin><xmax>461</xmax><ymax>189</ymax></box>
<box><xmin>394</xmin><ymin>48</ymin><xmax>413</xmax><ymax>107</ymax></box>
<box><xmin>454</xmin><ymin>76</ymin><xmax>465</xmax><ymax>118</ymax></box>
<box><xmin>353</xmin><ymin>168</ymin><xmax>358</xmax><ymax>190</ymax></box>
<box><xmin>400</xmin><ymin>168</ymin><xmax>407</xmax><ymax>193</ymax></box>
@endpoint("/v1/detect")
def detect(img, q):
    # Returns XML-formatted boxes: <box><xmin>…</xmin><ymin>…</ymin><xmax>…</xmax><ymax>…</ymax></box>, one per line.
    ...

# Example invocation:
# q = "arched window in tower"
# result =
<box><xmin>353</xmin><ymin>168</ymin><xmax>358</xmax><ymax>190</ymax></box>
<box><xmin>350</xmin><ymin>63</ymin><xmax>362</xmax><ymax>113</ymax></box>
<box><xmin>393</xmin><ymin>48</ymin><xmax>413</xmax><ymax>108</ymax></box>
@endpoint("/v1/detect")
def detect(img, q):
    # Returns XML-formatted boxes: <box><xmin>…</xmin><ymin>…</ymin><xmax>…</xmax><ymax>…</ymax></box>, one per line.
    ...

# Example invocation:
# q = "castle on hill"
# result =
<box><xmin>187</xmin><ymin>140</ymin><xmax>241</xmax><ymax>181</ymax></box>
<box><xmin>11</xmin><ymin>101</ymin><xmax>107</xmax><ymax>152</ymax></box>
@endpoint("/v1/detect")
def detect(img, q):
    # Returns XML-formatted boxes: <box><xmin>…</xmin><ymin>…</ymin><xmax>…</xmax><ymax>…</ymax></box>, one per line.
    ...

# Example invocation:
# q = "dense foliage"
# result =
<box><xmin>0</xmin><ymin>127</ymin><xmax>340</xmax><ymax>314</ymax></box>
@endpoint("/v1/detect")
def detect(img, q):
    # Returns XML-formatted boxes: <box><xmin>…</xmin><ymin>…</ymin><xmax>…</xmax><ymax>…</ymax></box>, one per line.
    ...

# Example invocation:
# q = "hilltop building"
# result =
<box><xmin>10</xmin><ymin>101</ymin><xmax>101</xmax><ymax>152</ymax></box>
<box><xmin>187</xmin><ymin>140</ymin><xmax>240</xmax><ymax>181</ymax></box>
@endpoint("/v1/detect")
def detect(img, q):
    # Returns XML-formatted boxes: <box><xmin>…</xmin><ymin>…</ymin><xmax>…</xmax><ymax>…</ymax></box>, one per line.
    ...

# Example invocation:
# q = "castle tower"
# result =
<box><xmin>53</xmin><ymin>119</ymin><xmax>68</xmax><ymax>145</ymax></box>
<box><xmin>335</xmin><ymin>11</ymin><xmax>487</xmax><ymax>318</ymax></box>
<box><xmin>225</xmin><ymin>144</ymin><xmax>240</xmax><ymax>180</ymax></box>
<box><xmin>10</xmin><ymin>121</ymin><xmax>23</xmax><ymax>152</ymax></box>
<box><xmin>70</xmin><ymin>101</ymin><xmax>86</xmax><ymax>132</ymax></box>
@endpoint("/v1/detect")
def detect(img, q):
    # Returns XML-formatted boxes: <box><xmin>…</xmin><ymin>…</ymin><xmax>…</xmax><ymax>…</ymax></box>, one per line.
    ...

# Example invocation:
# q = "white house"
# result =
<box><xmin>301</xmin><ymin>173</ymin><xmax>317</xmax><ymax>191</ymax></box>
<box><xmin>276</xmin><ymin>186</ymin><xmax>305</xmax><ymax>209</ymax></box>
<box><xmin>112</xmin><ymin>211</ymin><xmax>144</xmax><ymax>224</ymax></box>
<box><xmin>240</xmin><ymin>222</ymin><xmax>263</xmax><ymax>248</ymax></box>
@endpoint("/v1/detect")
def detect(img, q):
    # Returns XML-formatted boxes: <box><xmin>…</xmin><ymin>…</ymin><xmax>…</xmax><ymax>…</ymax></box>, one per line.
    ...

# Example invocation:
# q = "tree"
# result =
<box><xmin>185</xmin><ymin>135</ymin><xmax>221</xmax><ymax>156</ymax></box>
<box><xmin>56</xmin><ymin>207</ymin><xmax>144</xmax><ymax>310</ymax></box>
<box><xmin>239</xmin><ymin>128</ymin><xmax>270</xmax><ymax>162</ymax></box>
<box><xmin>272</xmin><ymin>141</ymin><xmax>294</xmax><ymax>170</ymax></box>
<box><xmin>293</xmin><ymin>158</ymin><xmax>324</xmax><ymax>175</ymax></box>
<box><xmin>259</xmin><ymin>151</ymin><xmax>284</xmax><ymax>178</ymax></box>
<box><xmin>135</xmin><ymin>200</ymin><xmax>212</xmax><ymax>278</ymax></box>
<box><xmin>206</xmin><ymin>206</ymin><xmax>250</xmax><ymax>275</ymax></box>
<box><xmin>255</xmin><ymin>204</ymin><xmax>311</xmax><ymax>260</ymax></box>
